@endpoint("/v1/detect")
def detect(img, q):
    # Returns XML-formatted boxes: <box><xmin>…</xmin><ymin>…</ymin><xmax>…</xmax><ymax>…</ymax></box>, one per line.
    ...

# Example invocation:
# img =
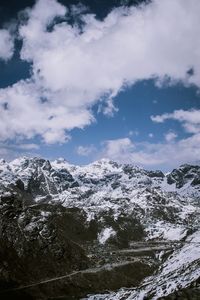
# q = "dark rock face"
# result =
<box><xmin>0</xmin><ymin>187</ymin><xmax>155</xmax><ymax>299</ymax></box>
<box><xmin>28</xmin><ymin>261</ymin><xmax>154</xmax><ymax>300</ymax></box>
<box><xmin>167</xmin><ymin>164</ymin><xmax>200</xmax><ymax>188</ymax></box>
<box><xmin>161</xmin><ymin>279</ymin><xmax>200</xmax><ymax>300</ymax></box>
<box><xmin>148</xmin><ymin>170</ymin><xmax>165</xmax><ymax>178</ymax></box>
<box><xmin>22</xmin><ymin>159</ymin><xmax>77</xmax><ymax>197</ymax></box>
<box><xmin>0</xmin><ymin>190</ymin><xmax>88</xmax><ymax>291</ymax></box>
<box><xmin>0</xmin><ymin>186</ymin><xmax>155</xmax><ymax>298</ymax></box>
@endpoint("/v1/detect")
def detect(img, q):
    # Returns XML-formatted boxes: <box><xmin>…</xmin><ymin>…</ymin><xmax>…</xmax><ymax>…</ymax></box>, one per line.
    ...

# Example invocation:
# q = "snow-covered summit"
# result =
<box><xmin>0</xmin><ymin>157</ymin><xmax>199</xmax><ymax>236</ymax></box>
<box><xmin>0</xmin><ymin>157</ymin><xmax>200</xmax><ymax>198</ymax></box>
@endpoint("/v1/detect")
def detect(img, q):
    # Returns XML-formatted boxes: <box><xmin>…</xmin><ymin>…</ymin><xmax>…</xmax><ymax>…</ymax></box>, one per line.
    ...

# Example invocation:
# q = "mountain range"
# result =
<box><xmin>0</xmin><ymin>157</ymin><xmax>199</xmax><ymax>299</ymax></box>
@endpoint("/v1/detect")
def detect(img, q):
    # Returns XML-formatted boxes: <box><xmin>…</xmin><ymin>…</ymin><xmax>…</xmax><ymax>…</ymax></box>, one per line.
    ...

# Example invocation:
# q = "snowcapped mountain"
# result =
<box><xmin>0</xmin><ymin>157</ymin><xmax>199</xmax><ymax>299</ymax></box>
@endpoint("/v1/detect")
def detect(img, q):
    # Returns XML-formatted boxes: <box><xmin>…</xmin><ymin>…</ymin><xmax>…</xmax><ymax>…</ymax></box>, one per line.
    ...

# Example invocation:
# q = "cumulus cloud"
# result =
<box><xmin>101</xmin><ymin>137</ymin><xmax>159</xmax><ymax>166</ymax></box>
<box><xmin>164</xmin><ymin>131</ymin><xmax>177</xmax><ymax>142</ymax></box>
<box><xmin>0</xmin><ymin>29</ymin><xmax>14</xmax><ymax>60</ymax></box>
<box><xmin>102</xmin><ymin>138</ymin><xmax>134</xmax><ymax>160</ymax></box>
<box><xmin>0</xmin><ymin>80</ymin><xmax>93</xmax><ymax>143</ymax></box>
<box><xmin>76</xmin><ymin>145</ymin><xmax>96</xmax><ymax>156</ymax></box>
<box><xmin>0</xmin><ymin>0</ymin><xmax>200</xmax><ymax>143</ymax></box>
<box><xmin>151</xmin><ymin>109</ymin><xmax>200</xmax><ymax>134</ymax></box>
<box><xmin>101</xmin><ymin>135</ymin><xmax>200</xmax><ymax>169</ymax></box>
<box><xmin>101</xmin><ymin>109</ymin><xmax>200</xmax><ymax>169</ymax></box>
<box><xmin>151</xmin><ymin>109</ymin><xmax>200</xmax><ymax>124</ymax></box>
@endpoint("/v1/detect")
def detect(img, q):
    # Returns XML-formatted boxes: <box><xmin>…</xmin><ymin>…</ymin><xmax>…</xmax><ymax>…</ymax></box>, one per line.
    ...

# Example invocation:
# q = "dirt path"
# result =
<box><xmin>0</xmin><ymin>260</ymin><xmax>145</xmax><ymax>294</ymax></box>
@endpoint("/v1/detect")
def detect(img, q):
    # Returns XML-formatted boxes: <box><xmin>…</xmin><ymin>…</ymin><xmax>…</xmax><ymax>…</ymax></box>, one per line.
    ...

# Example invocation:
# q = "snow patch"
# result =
<box><xmin>98</xmin><ymin>227</ymin><xmax>116</xmax><ymax>244</ymax></box>
<box><xmin>163</xmin><ymin>227</ymin><xmax>187</xmax><ymax>241</ymax></box>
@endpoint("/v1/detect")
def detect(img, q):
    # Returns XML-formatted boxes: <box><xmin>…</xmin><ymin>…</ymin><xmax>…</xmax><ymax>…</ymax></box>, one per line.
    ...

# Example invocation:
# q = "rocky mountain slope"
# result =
<box><xmin>0</xmin><ymin>157</ymin><xmax>199</xmax><ymax>299</ymax></box>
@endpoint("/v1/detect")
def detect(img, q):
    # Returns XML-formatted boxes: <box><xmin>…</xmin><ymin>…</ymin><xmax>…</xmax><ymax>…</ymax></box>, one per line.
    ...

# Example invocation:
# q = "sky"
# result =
<box><xmin>0</xmin><ymin>0</ymin><xmax>200</xmax><ymax>171</ymax></box>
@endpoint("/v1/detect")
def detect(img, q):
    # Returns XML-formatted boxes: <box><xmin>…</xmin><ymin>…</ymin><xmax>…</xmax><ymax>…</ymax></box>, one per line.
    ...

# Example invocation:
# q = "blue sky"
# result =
<box><xmin>0</xmin><ymin>0</ymin><xmax>200</xmax><ymax>170</ymax></box>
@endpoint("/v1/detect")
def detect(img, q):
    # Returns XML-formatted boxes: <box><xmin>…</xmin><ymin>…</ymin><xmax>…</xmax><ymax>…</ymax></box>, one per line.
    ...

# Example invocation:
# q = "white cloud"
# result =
<box><xmin>0</xmin><ymin>29</ymin><xmax>14</xmax><ymax>60</ymax></box>
<box><xmin>183</xmin><ymin>122</ymin><xmax>200</xmax><ymax>134</ymax></box>
<box><xmin>101</xmin><ymin>135</ymin><xmax>200</xmax><ymax>169</ymax></box>
<box><xmin>102</xmin><ymin>138</ymin><xmax>134</xmax><ymax>161</ymax></box>
<box><xmin>151</xmin><ymin>109</ymin><xmax>200</xmax><ymax>124</ymax></box>
<box><xmin>101</xmin><ymin>137</ymin><xmax>162</xmax><ymax>166</ymax></box>
<box><xmin>0</xmin><ymin>80</ymin><xmax>93</xmax><ymax>143</ymax></box>
<box><xmin>100</xmin><ymin>109</ymin><xmax>200</xmax><ymax>169</ymax></box>
<box><xmin>0</xmin><ymin>0</ymin><xmax>200</xmax><ymax>143</ymax></box>
<box><xmin>76</xmin><ymin>145</ymin><xmax>96</xmax><ymax>156</ymax></box>
<box><xmin>151</xmin><ymin>109</ymin><xmax>200</xmax><ymax>135</ymax></box>
<box><xmin>164</xmin><ymin>131</ymin><xmax>177</xmax><ymax>142</ymax></box>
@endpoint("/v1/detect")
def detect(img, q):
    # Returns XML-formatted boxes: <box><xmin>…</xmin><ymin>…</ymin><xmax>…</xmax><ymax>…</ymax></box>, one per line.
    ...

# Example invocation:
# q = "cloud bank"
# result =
<box><xmin>0</xmin><ymin>0</ymin><xmax>200</xmax><ymax>143</ymax></box>
<box><xmin>101</xmin><ymin>134</ymin><xmax>200</xmax><ymax>170</ymax></box>
<box><xmin>101</xmin><ymin>109</ymin><xmax>200</xmax><ymax>169</ymax></box>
